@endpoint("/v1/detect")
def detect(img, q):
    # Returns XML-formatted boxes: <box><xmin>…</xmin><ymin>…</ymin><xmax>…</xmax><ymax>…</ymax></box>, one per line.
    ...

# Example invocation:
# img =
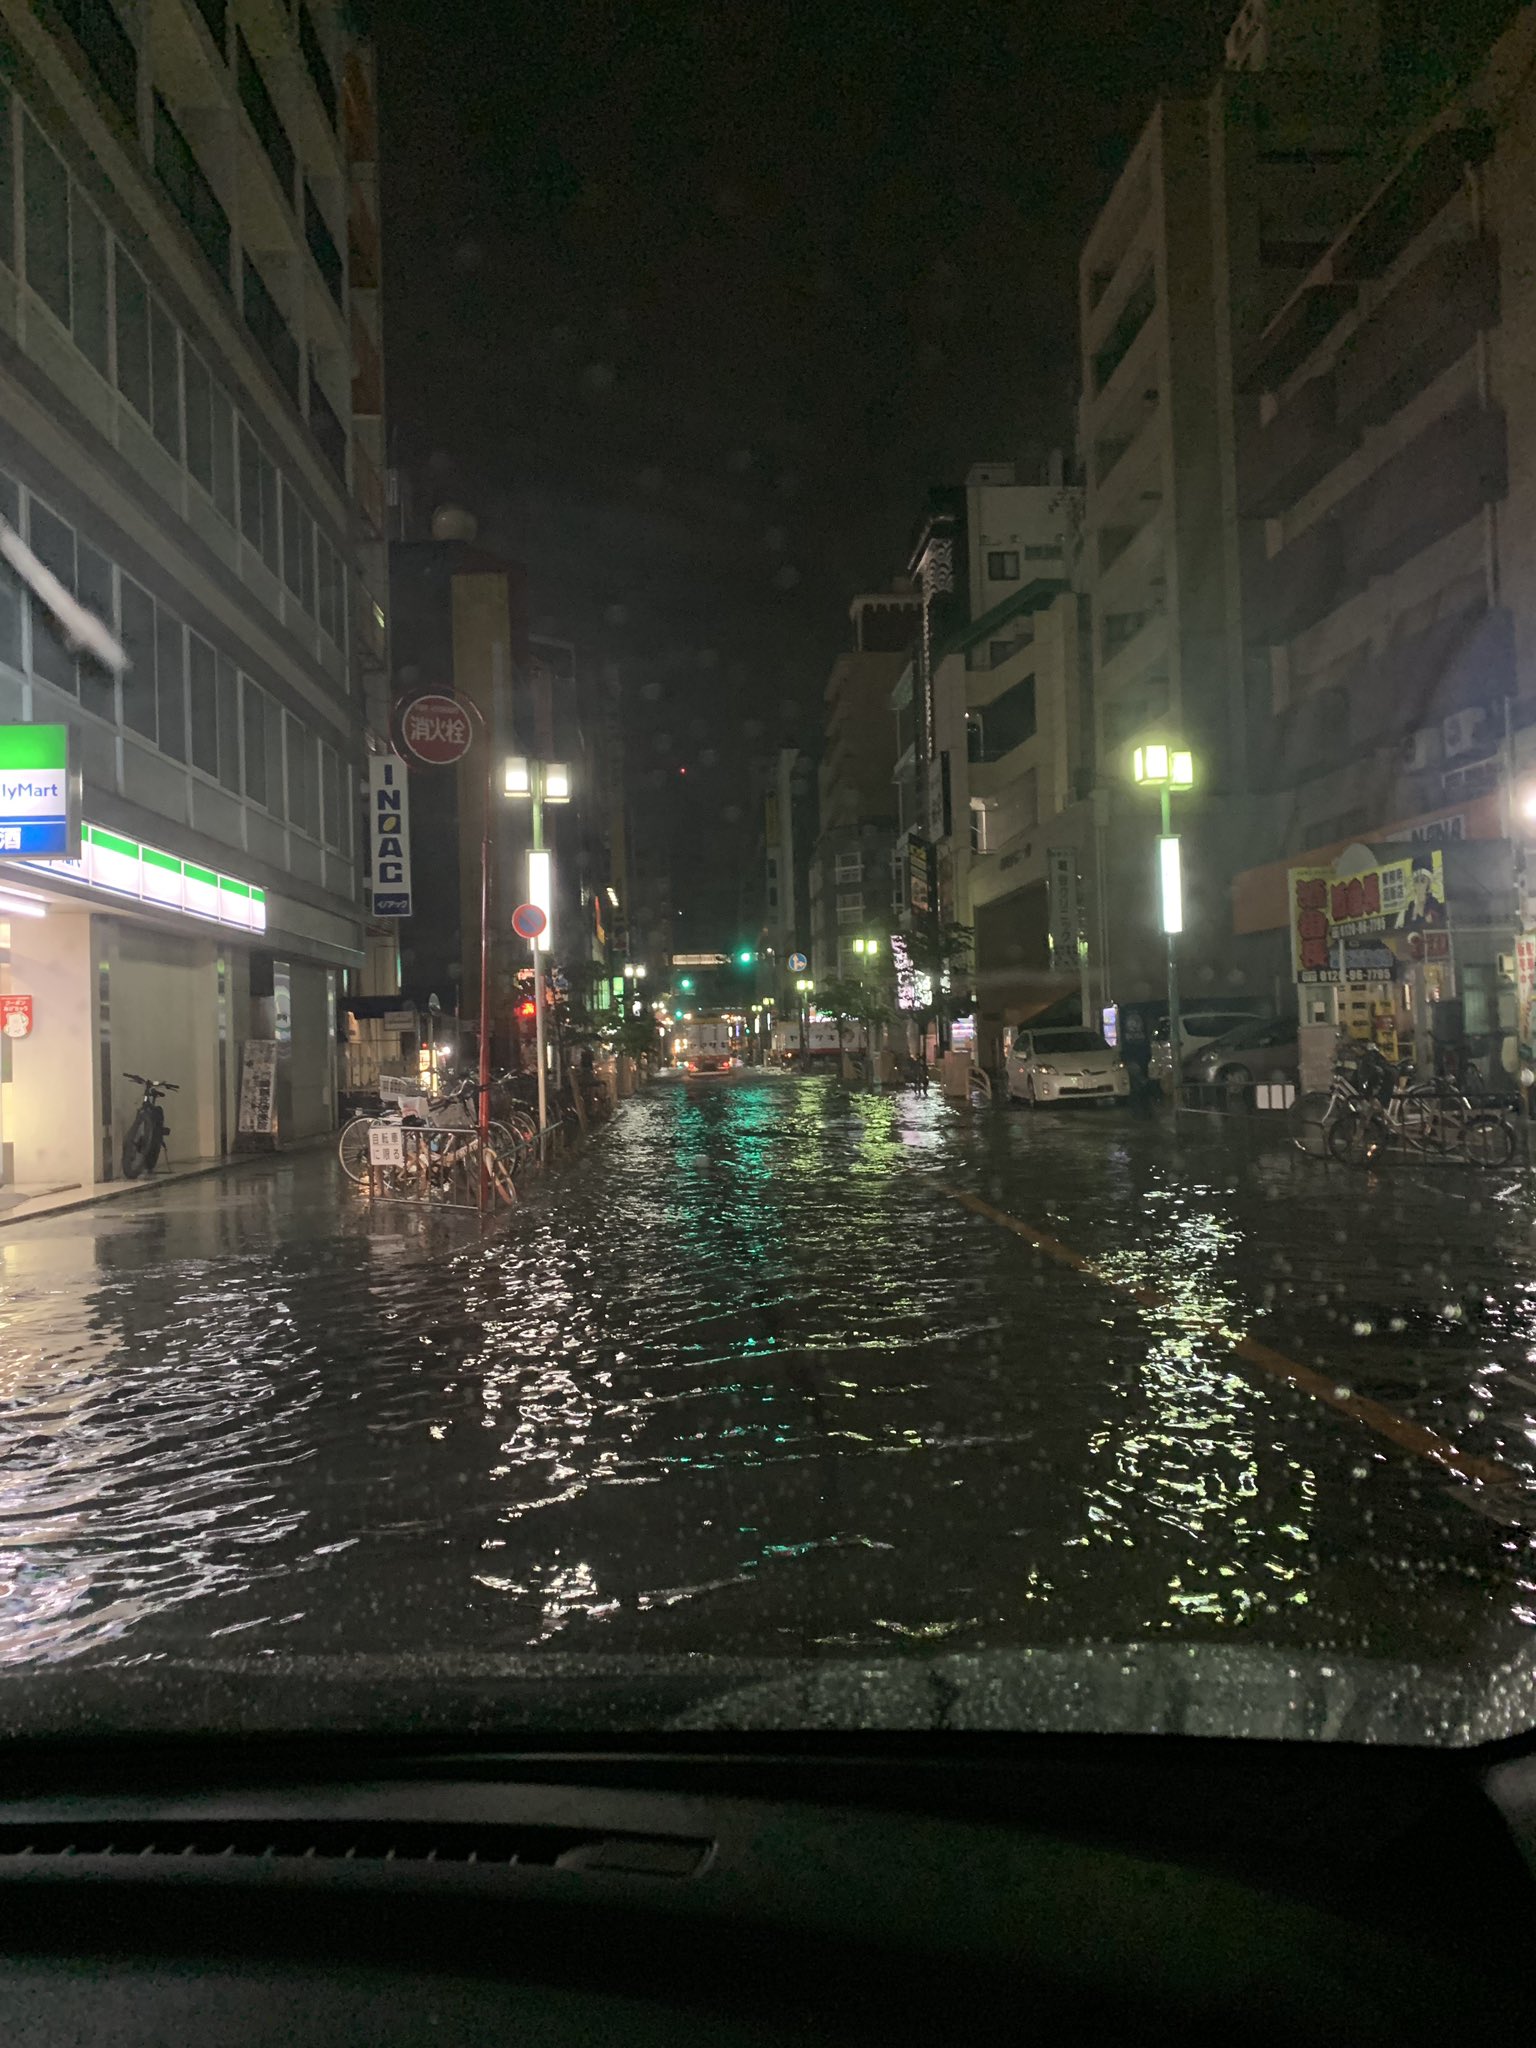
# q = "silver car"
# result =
<box><xmin>1188</xmin><ymin>1016</ymin><xmax>1300</xmax><ymax>1087</ymax></box>
<box><xmin>1148</xmin><ymin>1007</ymin><xmax>1270</xmax><ymax>1085</ymax></box>
<box><xmin>1007</xmin><ymin>1027</ymin><xmax>1131</xmax><ymax>1107</ymax></box>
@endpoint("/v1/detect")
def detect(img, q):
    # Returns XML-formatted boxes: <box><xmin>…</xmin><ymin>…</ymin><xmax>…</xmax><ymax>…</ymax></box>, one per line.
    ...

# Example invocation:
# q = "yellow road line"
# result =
<box><xmin>929</xmin><ymin>1179</ymin><xmax>1520</xmax><ymax>1493</ymax></box>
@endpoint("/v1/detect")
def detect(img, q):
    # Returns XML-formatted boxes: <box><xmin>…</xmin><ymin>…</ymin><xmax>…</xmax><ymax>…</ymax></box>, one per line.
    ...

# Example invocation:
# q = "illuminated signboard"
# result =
<box><xmin>15</xmin><ymin>824</ymin><xmax>265</xmax><ymax>931</ymax></box>
<box><xmin>0</xmin><ymin>723</ymin><xmax>80</xmax><ymax>858</ymax></box>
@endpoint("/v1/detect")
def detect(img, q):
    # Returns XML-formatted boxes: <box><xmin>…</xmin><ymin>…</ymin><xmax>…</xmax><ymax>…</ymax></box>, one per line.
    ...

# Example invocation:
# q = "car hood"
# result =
<box><xmin>1033</xmin><ymin>1050</ymin><xmax>1120</xmax><ymax>1071</ymax></box>
<box><xmin>2</xmin><ymin>1641</ymin><xmax>1532</xmax><ymax>1746</ymax></box>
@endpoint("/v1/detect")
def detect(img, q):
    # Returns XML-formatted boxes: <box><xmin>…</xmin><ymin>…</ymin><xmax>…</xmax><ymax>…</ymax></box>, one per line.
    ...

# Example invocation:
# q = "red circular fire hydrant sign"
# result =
<box><xmin>398</xmin><ymin>694</ymin><xmax>473</xmax><ymax>766</ymax></box>
<box><xmin>1</xmin><ymin>994</ymin><xmax>34</xmax><ymax>1038</ymax></box>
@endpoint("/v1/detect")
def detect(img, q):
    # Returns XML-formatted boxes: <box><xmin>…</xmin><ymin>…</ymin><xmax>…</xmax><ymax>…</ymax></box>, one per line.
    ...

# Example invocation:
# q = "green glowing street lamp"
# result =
<box><xmin>1131</xmin><ymin>740</ymin><xmax>1195</xmax><ymax>1102</ymax></box>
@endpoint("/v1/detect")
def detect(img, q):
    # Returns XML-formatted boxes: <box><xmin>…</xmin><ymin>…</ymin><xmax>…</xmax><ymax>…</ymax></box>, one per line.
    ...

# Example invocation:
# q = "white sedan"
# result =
<box><xmin>1006</xmin><ymin>1027</ymin><xmax>1131</xmax><ymax>1107</ymax></box>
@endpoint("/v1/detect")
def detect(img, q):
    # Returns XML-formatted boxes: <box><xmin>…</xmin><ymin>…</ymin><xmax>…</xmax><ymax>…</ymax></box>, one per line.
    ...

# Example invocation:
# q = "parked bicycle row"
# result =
<box><xmin>1293</xmin><ymin>1040</ymin><xmax>1519</xmax><ymax>1169</ymax></box>
<box><xmin>337</xmin><ymin>1065</ymin><xmax>613</xmax><ymax>1208</ymax></box>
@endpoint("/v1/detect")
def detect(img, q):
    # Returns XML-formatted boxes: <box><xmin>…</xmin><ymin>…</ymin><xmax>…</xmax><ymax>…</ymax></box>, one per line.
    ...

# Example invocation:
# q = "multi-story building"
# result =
<box><xmin>890</xmin><ymin>463</ymin><xmax>1080</xmax><ymax>1055</ymax></box>
<box><xmin>809</xmin><ymin>585</ymin><xmax>918</xmax><ymax>984</ymax></box>
<box><xmin>1227</xmin><ymin>3</ymin><xmax>1536</xmax><ymax>1068</ymax></box>
<box><xmin>0</xmin><ymin>0</ymin><xmax>387</xmax><ymax>1193</ymax></box>
<box><xmin>1076</xmin><ymin>0</ymin><xmax>1399</xmax><ymax>1026</ymax></box>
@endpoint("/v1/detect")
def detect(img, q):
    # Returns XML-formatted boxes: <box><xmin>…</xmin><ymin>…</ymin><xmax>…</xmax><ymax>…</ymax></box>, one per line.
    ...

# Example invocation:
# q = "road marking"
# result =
<box><xmin>928</xmin><ymin>1179</ymin><xmax>1521</xmax><ymax>1495</ymax></box>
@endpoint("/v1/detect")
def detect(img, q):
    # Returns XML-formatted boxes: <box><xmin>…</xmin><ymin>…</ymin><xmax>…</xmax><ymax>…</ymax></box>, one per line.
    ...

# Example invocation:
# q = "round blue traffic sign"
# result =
<box><xmin>788</xmin><ymin>951</ymin><xmax>808</xmax><ymax>973</ymax></box>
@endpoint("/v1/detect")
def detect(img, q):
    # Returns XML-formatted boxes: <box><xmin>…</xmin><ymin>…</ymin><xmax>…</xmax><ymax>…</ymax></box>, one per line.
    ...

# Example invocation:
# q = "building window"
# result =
<box><xmin>56</xmin><ymin>0</ymin><xmax>138</xmax><ymax>131</ymax></box>
<box><xmin>236</xmin><ymin>31</ymin><xmax>295</xmax><ymax>201</ymax></box>
<box><xmin>69</xmin><ymin>187</ymin><xmax>109</xmax><ymax>374</ymax></box>
<box><xmin>242</xmin><ymin>252</ymin><xmax>299</xmax><ymax>401</ymax></box>
<box><xmin>987</xmin><ymin>550</ymin><xmax>1019</xmax><ymax>581</ymax></box>
<box><xmin>154</xmin><ymin>95</ymin><xmax>231</xmax><ymax>285</ymax></box>
<box><xmin>188</xmin><ymin>632</ymin><xmax>218</xmax><ymax>777</ymax></box>
<box><xmin>149</xmin><ymin>296</ymin><xmax>182</xmax><ymax>458</ymax></box>
<box><xmin>155</xmin><ymin>612</ymin><xmax>187</xmax><ymax>762</ymax></box>
<box><xmin>210</xmin><ymin>382</ymin><xmax>236</xmax><ymax>524</ymax></box>
<box><xmin>834</xmin><ymin>855</ymin><xmax>862</xmax><ymax>881</ymax></box>
<box><xmin>309</xmin><ymin>365</ymin><xmax>347</xmax><ymax>481</ymax></box>
<box><xmin>286</xmin><ymin>712</ymin><xmax>318</xmax><ymax>836</ymax></box>
<box><xmin>215</xmin><ymin>653</ymin><xmax>240</xmax><ymax>793</ymax></box>
<box><xmin>114</xmin><ymin>250</ymin><xmax>151</xmax><ymax>419</ymax></box>
<box><xmin>184</xmin><ymin>347</ymin><xmax>214</xmax><ymax>497</ymax></box>
<box><xmin>241</xmin><ymin>678</ymin><xmax>266</xmax><ymax>806</ymax></box>
<box><xmin>974</xmin><ymin>676</ymin><xmax>1037</xmax><ymax>761</ymax></box>
<box><xmin>1024</xmin><ymin>542</ymin><xmax>1062</xmax><ymax>560</ymax></box>
<box><xmin>77</xmin><ymin>540</ymin><xmax>115</xmax><ymax>722</ymax></box>
<box><xmin>119</xmin><ymin>575</ymin><xmax>157</xmax><ymax>744</ymax></box>
<box><xmin>300</xmin><ymin>6</ymin><xmax>338</xmax><ymax>129</ymax></box>
<box><xmin>304</xmin><ymin>184</ymin><xmax>343</xmax><ymax>304</ymax></box>
<box><xmin>239</xmin><ymin>419</ymin><xmax>281</xmax><ymax>575</ymax></box>
<box><xmin>22</xmin><ymin>120</ymin><xmax>71</xmax><ymax>329</ymax></box>
<box><xmin>27</xmin><ymin>500</ymin><xmax>77</xmax><ymax>696</ymax></box>
<box><xmin>0</xmin><ymin>84</ymin><xmax>14</xmax><ymax>275</ymax></box>
<box><xmin>321</xmin><ymin>742</ymin><xmax>342</xmax><ymax>849</ymax></box>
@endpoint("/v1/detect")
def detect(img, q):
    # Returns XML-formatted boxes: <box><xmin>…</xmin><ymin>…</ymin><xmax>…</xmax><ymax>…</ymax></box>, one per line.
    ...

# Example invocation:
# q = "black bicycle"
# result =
<box><xmin>121</xmin><ymin>1072</ymin><xmax>177</xmax><ymax>1178</ymax></box>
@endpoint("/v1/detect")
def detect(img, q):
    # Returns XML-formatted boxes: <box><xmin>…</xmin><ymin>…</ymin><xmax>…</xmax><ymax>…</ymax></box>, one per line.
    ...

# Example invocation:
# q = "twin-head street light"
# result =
<box><xmin>851</xmin><ymin>937</ymin><xmax>881</xmax><ymax>959</ymax></box>
<box><xmin>1131</xmin><ymin>741</ymin><xmax>1196</xmax><ymax>1101</ymax></box>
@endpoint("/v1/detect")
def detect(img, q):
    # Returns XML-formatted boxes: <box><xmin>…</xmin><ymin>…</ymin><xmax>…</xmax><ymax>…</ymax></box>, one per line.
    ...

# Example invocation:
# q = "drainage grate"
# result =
<box><xmin>0</xmin><ymin>1820</ymin><xmax>710</xmax><ymax>1876</ymax></box>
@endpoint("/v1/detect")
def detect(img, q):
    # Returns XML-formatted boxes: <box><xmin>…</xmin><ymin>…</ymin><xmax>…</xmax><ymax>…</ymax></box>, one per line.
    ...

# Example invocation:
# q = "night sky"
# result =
<box><xmin>365</xmin><ymin>0</ymin><xmax>1477</xmax><ymax>945</ymax></box>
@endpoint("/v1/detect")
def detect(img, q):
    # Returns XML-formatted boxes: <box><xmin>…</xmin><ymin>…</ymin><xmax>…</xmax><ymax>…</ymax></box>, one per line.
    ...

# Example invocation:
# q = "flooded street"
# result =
<box><xmin>3</xmin><ymin>1074</ymin><xmax>1536</xmax><ymax>1709</ymax></box>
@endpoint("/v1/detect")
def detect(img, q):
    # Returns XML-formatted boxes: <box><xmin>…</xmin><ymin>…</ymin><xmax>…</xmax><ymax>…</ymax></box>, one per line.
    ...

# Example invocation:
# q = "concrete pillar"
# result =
<box><xmin>6</xmin><ymin>907</ymin><xmax>104</xmax><ymax>1188</ymax></box>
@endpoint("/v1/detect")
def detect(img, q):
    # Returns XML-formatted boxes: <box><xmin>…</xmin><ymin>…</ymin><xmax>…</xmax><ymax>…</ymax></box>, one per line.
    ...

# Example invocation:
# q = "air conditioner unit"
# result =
<box><xmin>1401</xmin><ymin>728</ymin><xmax>1441</xmax><ymax>772</ymax></box>
<box><xmin>1498</xmin><ymin>953</ymin><xmax>1516</xmax><ymax>980</ymax></box>
<box><xmin>1442</xmin><ymin>708</ymin><xmax>1490</xmax><ymax>759</ymax></box>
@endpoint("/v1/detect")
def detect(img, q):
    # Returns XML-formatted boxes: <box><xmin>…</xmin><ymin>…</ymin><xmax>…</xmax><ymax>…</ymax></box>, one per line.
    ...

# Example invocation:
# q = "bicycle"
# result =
<box><xmin>1325</xmin><ymin>1053</ymin><xmax>1514</xmax><ymax>1168</ymax></box>
<box><xmin>121</xmin><ymin>1073</ymin><xmax>177</xmax><ymax>1178</ymax></box>
<box><xmin>339</xmin><ymin>1071</ymin><xmax>528</xmax><ymax>1183</ymax></box>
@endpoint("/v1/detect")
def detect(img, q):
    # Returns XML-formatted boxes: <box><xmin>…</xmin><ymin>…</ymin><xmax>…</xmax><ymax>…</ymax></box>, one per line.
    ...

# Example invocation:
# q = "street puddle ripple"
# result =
<box><xmin>0</xmin><ymin>1082</ymin><xmax>1533</xmax><ymax>1668</ymax></box>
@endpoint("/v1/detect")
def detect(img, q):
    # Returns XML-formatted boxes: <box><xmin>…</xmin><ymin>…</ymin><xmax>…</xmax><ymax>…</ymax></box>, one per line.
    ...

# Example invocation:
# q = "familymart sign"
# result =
<box><xmin>16</xmin><ymin>822</ymin><xmax>266</xmax><ymax>932</ymax></box>
<box><xmin>0</xmin><ymin>723</ymin><xmax>79</xmax><ymax>857</ymax></box>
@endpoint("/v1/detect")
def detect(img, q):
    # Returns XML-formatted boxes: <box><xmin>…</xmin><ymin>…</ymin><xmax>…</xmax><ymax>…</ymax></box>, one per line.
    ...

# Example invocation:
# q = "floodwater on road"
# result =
<box><xmin>2</xmin><ymin>1072</ymin><xmax>1536</xmax><ymax>1721</ymax></box>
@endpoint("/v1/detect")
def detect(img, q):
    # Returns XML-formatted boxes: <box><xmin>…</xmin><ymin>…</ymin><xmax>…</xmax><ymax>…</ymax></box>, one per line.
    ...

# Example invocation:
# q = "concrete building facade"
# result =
<box><xmin>1227</xmin><ymin>5</ymin><xmax>1536</xmax><ymax>1070</ymax></box>
<box><xmin>1076</xmin><ymin>2</ymin><xmax>1400</xmax><ymax>1030</ymax></box>
<box><xmin>0</xmin><ymin>0</ymin><xmax>387</xmax><ymax>1193</ymax></box>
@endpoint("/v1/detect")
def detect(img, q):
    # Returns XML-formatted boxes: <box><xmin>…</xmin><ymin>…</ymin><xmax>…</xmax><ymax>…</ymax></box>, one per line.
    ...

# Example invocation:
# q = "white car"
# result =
<box><xmin>1006</xmin><ymin>1028</ymin><xmax>1130</xmax><ymax>1107</ymax></box>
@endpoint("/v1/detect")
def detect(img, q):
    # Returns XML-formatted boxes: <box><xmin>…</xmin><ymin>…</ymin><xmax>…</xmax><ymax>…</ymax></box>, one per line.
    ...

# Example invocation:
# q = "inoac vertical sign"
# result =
<box><xmin>368</xmin><ymin>753</ymin><xmax>413</xmax><ymax>917</ymax></box>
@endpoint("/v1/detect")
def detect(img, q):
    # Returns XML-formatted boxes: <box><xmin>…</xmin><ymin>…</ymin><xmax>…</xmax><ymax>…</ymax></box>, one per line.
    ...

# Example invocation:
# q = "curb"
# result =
<box><xmin>0</xmin><ymin>1132</ymin><xmax>336</xmax><ymax>1227</ymax></box>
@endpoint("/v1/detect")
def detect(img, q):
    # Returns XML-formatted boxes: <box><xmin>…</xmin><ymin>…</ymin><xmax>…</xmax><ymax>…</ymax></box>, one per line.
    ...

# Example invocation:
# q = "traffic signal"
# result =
<box><xmin>737</xmin><ymin>949</ymin><xmax>754</xmax><ymax>967</ymax></box>
<box><xmin>679</xmin><ymin>976</ymin><xmax>694</xmax><ymax>992</ymax></box>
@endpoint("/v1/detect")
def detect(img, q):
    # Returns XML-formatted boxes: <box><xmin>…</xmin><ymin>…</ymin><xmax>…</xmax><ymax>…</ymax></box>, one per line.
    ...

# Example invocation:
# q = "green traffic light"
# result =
<box><xmin>737</xmin><ymin>949</ymin><xmax>754</xmax><ymax>966</ymax></box>
<box><xmin>679</xmin><ymin>976</ymin><xmax>694</xmax><ymax>991</ymax></box>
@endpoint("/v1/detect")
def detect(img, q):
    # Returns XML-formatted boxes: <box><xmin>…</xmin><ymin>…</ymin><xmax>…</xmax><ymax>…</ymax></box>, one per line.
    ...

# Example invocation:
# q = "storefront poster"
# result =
<box><xmin>237</xmin><ymin>1039</ymin><xmax>278</xmax><ymax>1135</ymax></box>
<box><xmin>1290</xmin><ymin>849</ymin><xmax>1445</xmax><ymax>984</ymax></box>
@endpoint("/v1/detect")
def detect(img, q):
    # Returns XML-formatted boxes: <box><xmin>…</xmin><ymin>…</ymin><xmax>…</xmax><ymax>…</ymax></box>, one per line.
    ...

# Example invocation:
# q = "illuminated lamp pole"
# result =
<box><xmin>505</xmin><ymin>756</ymin><xmax>571</xmax><ymax>1155</ymax></box>
<box><xmin>1131</xmin><ymin>742</ymin><xmax>1194</xmax><ymax>1106</ymax></box>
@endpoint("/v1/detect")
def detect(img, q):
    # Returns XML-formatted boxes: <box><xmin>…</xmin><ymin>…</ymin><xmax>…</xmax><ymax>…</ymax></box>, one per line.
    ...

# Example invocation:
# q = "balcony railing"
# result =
<box><xmin>237</xmin><ymin>30</ymin><xmax>294</xmax><ymax>202</ymax></box>
<box><xmin>154</xmin><ymin>95</ymin><xmax>230</xmax><ymax>285</ymax></box>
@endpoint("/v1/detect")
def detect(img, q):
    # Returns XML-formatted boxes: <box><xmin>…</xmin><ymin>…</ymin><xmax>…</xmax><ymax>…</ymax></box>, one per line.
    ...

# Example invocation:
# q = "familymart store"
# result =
<box><xmin>0</xmin><ymin>806</ymin><xmax>356</xmax><ymax>1199</ymax></box>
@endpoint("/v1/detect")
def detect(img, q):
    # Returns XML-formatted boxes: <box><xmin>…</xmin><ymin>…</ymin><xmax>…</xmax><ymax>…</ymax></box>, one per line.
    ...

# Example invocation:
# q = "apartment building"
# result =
<box><xmin>1077</xmin><ymin>0</ymin><xmax>1397</xmax><ymax>1014</ymax></box>
<box><xmin>1228</xmin><ymin>4</ymin><xmax>1536</xmax><ymax>1066</ymax></box>
<box><xmin>0</xmin><ymin>0</ymin><xmax>388</xmax><ymax>1193</ymax></box>
<box><xmin>810</xmin><ymin>585</ymin><xmax>918</xmax><ymax>984</ymax></box>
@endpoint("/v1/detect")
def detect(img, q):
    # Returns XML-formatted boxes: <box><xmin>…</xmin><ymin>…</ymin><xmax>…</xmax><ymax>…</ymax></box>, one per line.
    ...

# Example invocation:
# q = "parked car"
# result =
<box><xmin>1148</xmin><ymin>1007</ymin><xmax>1271</xmax><ymax>1085</ymax></box>
<box><xmin>1187</xmin><ymin>1016</ymin><xmax>1300</xmax><ymax>1088</ymax></box>
<box><xmin>1006</xmin><ymin>1028</ymin><xmax>1131</xmax><ymax>1107</ymax></box>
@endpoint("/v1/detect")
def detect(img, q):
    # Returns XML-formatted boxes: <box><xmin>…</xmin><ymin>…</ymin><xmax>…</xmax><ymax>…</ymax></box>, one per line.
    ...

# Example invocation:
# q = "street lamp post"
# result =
<box><xmin>795</xmin><ymin>977</ymin><xmax>812</xmax><ymax>1065</ymax></box>
<box><xmin>506</xmin><ymin>755</ymin><xmax>570</xmax><ymax>1156</ymax></box>
<box><xmin>1132</xmin><ymin>743</ymin><xmax>1194</xmax><ymax>1106</ymax></box>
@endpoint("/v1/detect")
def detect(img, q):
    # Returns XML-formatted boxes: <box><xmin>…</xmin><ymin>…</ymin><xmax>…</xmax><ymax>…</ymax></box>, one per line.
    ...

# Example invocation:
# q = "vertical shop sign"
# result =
<box><xmin>368</xmin><ymin>753</ymin><xmax>413</xmax><ymax>917</ymax></box>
